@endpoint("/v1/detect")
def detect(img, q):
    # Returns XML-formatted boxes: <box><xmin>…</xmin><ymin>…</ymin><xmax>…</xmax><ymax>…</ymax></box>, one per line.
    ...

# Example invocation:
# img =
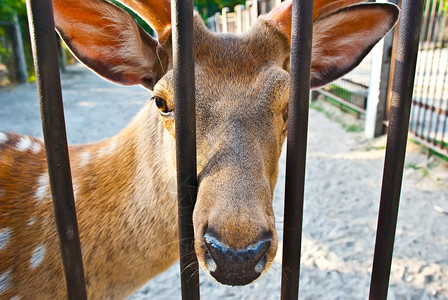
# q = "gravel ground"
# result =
<box><xmin>1</xmin><ymin>63</ymin><xmax>447</xmax><ymax>299</ymax></box>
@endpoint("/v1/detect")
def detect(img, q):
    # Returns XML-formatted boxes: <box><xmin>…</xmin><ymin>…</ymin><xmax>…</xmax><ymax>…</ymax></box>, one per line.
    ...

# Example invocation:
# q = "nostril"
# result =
<box><xmin>204</xmin><ymin>232</ymin><xmax>272</xmax><ymax>265</ymax></box>
<box><xmin>203</xmin><ymin>231</ymin><xmax>272</xmax><ymax>285</ymax></box>
<box><xmin>245</xmin><ymin>239</ymin><xmax>271</xmax><ymax>263</ymax></box>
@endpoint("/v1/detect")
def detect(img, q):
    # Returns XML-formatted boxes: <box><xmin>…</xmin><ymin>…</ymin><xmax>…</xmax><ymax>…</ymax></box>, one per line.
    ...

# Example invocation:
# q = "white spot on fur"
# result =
<box><xmin>79</xmin><ymin>152</ymin><xmax>91</xmax><ymax>167</ymax></box>
<box><xmin>30</xmin><ymin>141</ymin><xmax>42</xmax><ymax>154</ymax></box>
<box><xmin>17</xmin><ymin>136</ymin><xmax>32</xmax><ymax>152</ymax></box>
<box><xmin>27</xmin><ymin>217</ymin><xmax>37</xmax><ymax>226</ymax></box>
<box><xmin>35</xmin><ymin>173</ymin><xmax>49</xmax><ymax>204</ymax></box>
<box><xmin>0</xmin><ymin>271</ymin><xmax>11</xmax><ymax>294</ymax></box>
<box><xmin>30</xmin><ymin>244</ymin><xmax>46</xmax><ymax>269</ymax></box>
<box><xmin>10</xmin><ymin>296</ymin><xmax>21</xmax><ymax>300</ymax></box>
<box><xmin>0</xmin><ymin>229</ymin><xmax>12</xmax><ymax>250</ymax></box>
<box><xmin>97</xmin><ymin>141</ymin><xmax>117</xmax><ymax>157</ymax></box>
<box><xmin>0</xmin><ymin>132</ymin><xmax>7</xmax><ymax>143</ymax></box>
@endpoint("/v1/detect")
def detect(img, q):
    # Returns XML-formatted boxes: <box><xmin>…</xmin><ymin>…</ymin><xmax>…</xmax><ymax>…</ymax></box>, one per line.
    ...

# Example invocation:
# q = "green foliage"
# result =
<box><xmin>0</xmin><ymin>0</ymin><xmax>34</xmax><ymax>85</ymax></box>
<box><xmin>195</xmin><ymin>0</ymin><xmax>246</xmax><ymax>19</ymax></box>
<box><xmin>0</xmin><ymin>0</ymin><xmax>27</xmax><ymax>22</ymax></box>
<box><xmin>109</xmin><ymin>0</ymin><xmax>154</xmax><ymax>35</ymax></box>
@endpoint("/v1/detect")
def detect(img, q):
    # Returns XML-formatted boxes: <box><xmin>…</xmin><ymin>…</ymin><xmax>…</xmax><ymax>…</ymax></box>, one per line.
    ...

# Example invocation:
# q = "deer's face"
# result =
<box><xmin>152</xmin><ymin>21</ymin><xmax>291</xmax><ymax>284</ymax></box>
<box><xmin>53</xmin><ymin>0</ymin><xmax>398</xmax><ymax>287</ymax></box>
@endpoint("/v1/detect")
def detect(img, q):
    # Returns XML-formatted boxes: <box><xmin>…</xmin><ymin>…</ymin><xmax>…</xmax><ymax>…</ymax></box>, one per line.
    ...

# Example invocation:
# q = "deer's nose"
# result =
<box><xmin>203</xmin><ymin>230</ymin><xmax>272</xmax><ymax>286</ymax></box>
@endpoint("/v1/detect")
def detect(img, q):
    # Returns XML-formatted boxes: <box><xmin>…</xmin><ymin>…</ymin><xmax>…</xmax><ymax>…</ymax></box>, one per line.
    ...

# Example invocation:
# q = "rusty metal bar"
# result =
<box><xmin>280</xmin><ymin>0</ymin><xmax>314</xmax><ymax>299</ymax></box>
<box><xmin>171</xmin><ymin>0</ymin><xmax>200</xmax><ymax>299</ymax></box>
<box><xmin>413</xmin><ymin>0</ymin><xmax>437</xmax><ymax>139</ymax></box>
<box><xmin>411</xmin><ymin>0</ymin><xmax>431</xmax><ymax>134</ymax></box>
<box><xmin>416</xmin><ymin>0</ymin><xmax>438</xmax><ymax>139</ymax></box>
<box><xmin>424</xmin><ymin>0</ymin><xmax>446</xmax><ymax>144</ymax></box>
<box><xmin>25</xmin><ymin>0</ymin><xmax>87</xmax><ymax>299</ymax></box>
<box><xmin>317</xmin><ymin>89</ymin><xmax>367</xmax><ymax>116</ymax></box>
<box><xmin>369</xmin><ymin>0</ymin><xmax>425</xmax><ymax>298</ymax></box>
<box><xmin>438</xmin><ymin>60</ymin><xmax>448</xmax><ymax>151</ymax></box>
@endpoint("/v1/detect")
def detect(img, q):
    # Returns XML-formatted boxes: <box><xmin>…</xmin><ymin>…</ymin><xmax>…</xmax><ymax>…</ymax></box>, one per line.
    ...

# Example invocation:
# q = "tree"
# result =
<box><xmin>0</xmin><ymin>0</ymin><xmax>33</xmax><ymax>85</ymax></box>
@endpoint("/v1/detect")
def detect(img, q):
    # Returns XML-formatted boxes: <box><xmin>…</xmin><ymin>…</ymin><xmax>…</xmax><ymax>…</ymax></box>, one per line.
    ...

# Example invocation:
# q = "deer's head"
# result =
<box><xmin>53</xmin><ymin>0</ymin><xmax>398</xmax><ymax>286</ymax></box>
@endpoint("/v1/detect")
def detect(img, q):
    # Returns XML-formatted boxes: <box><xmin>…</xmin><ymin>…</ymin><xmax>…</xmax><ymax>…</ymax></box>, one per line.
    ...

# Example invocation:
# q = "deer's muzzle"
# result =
<box><xmin>203</xmin><ymin>229</ymin><xmax>272</xmax><ymax>286</ymax></box>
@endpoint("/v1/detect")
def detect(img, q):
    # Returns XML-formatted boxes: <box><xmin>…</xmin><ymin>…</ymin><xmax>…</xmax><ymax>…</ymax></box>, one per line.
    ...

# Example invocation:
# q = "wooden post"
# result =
<box><xmin>365</xmin><ymin>0</ymin><xmax>398</xmax><ymax>138</ymax></box>
<box><xmin>222</xmin><ymin>7</ymin><xmax>229</xmax><ymax>33</ymax></box>
<box><xmin>235</xmin><ymin>5</ymin><xmax>243</xmax><ymax>34</ymax></box>
<box><xmin>214</xmin><ymin>12</ymin><xmax>221</xmax><ymax>33</ymax></box>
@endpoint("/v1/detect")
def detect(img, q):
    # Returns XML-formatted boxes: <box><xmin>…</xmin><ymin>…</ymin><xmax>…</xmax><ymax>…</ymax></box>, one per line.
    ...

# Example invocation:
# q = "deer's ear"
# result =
<box><xmin>53</xmin><ymin>0</ymin><xmax>169</xmax><ymax>90</ymax></box>
<box><xmin>310</xmin><ymin>3</ymin><xmax>399</xmax><ymax>88</ymax></box>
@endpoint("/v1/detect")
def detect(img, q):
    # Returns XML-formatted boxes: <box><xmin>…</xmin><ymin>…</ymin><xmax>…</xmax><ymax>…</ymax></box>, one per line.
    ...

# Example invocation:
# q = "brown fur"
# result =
<box><xmin>0</xmin><ymin>0</ymin><xmax>398</xmax><ymax>298</ymax></box>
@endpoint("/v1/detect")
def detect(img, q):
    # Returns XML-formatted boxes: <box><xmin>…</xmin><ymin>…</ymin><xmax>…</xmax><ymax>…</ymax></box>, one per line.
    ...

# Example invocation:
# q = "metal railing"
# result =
<box><xmin>172</xmin><ymin>0</ymin><xmax>200</xmax><ymax>298</ymax></box>
<box><xmin>410</xmin><ymin>0</ymin><xmax>448</xmax><ymax>156</ymax></box>
<box><xmin>25</xmin><ymin>0</ymin><xmax>425</xmax><ymax>299</ymax></box>
<box><xmin>26</xmin><ymin>0</ymin><xmax>87</xmax><ymax>298</ymax></box>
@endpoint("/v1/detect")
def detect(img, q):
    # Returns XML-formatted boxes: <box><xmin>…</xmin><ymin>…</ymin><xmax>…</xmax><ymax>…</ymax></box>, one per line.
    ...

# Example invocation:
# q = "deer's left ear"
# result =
<box><xmin>52</xmin><ymin>0</ymin><xmax>170</xmax><ymax>90</ymax></box>
<box><xmin>310</xmin><ymin>3</ymin><xmax>399</xmax><ymax>88</ymax></box>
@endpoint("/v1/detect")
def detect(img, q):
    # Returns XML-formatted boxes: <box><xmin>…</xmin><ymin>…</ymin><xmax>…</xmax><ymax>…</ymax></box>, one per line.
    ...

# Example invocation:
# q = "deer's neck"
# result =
<box><xmin>69</xmin><ymin>102</ymin><xmax>179</xmax><ymax>298</ymax></box>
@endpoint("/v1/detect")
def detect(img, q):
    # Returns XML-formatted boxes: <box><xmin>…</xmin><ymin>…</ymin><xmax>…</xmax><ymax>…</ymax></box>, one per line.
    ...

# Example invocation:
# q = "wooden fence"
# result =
<box><xmin>206</xmin><ymin>0</ymin><xmax>280</xmax><ymax>33</ymax></box>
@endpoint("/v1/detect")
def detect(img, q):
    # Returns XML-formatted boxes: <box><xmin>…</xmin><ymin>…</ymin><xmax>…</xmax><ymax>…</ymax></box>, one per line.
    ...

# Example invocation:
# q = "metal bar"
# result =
<box><xmin>424</xmin><ymin>0</ymin><xmax>445</xmax><ymax>144</ymax></box>
<box><xmin>317</xmin><ymin>89</ymin><xmax>367</xmax><ymax>115</ymax></box>
<box><xmin>25</xmin><ymin>0</ymin><xmax>87</xmax><ymax>299</ymax></box>
<box><xmin>431</xmin><ymin>1</ymin><xmax>447</xmax><ymax>149</ymax></box>
<box><xmin>409</xmin><ymin>133</ymin><xmax>448</xmax><ymax>158</ymax></box>
<box><xmin>410</xmin><ymin>0</ymin><xmax>430</xmax><ymax>133</ymax></box>
<box><xmin>417</xmin><ymin>0</ymin><xmax>437</xmax><ymax>138</ymax></box>
<box><xmin>171</xmin><ymin>0</ymin><xmax>200</xmax><ymax>299</ymax></box>
<box><xmin>280</xmin><ymin>0</ymin><xmax>313</xmax><ymax>299</ymax></box>
<box><xmin>384</xmin><ymin>0</ymin><xmax>402</xmax><ymax>122</ymax></box>
<box><xmin>411</xmin><ymin>100</ymin><xmax>448</xmax><ymax>116</ymax></box>
<box><xmin>368</xmin><ymin>0</ymin><xmax>425</xmax><ymax>299</ymax></box>
<box><xmin>341</xmin><ymin>78</ymin><xmax>369</xmax><ymax>90</ymax></box>
<box><xmin>438</xmin><ymin>63</ymin><xmax>448</xmax><ymax>150</ymax></box>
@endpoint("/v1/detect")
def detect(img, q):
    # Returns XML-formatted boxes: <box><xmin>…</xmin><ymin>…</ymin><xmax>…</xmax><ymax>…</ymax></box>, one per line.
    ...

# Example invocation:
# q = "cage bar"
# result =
<box><xmin>171</xmin><ymin>0</ymin><xmax>201</xmax><ymax>299</ymax></box>
<box><xmin>369</xmin><ymin>0</ymin><xmax>426</xmax><ymax>298</ymax></box>
<box><xmin>280</xmin><ymin>0</ymin><xmax>314</xmax><ymax>299</ymax></box>
<box><xmin>25</xmin><ymin>0</ymin><xmax>87</xmax><ymax>299</ymax></box>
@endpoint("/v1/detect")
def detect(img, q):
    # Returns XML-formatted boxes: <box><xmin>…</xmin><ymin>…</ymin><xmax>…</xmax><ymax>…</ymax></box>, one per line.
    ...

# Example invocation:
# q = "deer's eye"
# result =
<box><xmin>153</xmin><ymin>96</ymin><xmax>172</xmax><ymax>116</ymax></box>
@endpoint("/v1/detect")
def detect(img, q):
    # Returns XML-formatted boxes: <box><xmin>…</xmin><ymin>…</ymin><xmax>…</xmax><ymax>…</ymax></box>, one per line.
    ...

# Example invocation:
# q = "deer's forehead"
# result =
<box><xmin>191</xmin><ymin>17</ymin><xmax>290</xmax><ymax>71</ymax></box>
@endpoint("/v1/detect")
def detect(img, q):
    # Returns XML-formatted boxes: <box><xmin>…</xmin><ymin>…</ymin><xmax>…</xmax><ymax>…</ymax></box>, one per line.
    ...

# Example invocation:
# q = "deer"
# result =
<box><xmin>0</xmin><ymin>0</ymin><xmax>399</xmax><ymax>298</ymax></box>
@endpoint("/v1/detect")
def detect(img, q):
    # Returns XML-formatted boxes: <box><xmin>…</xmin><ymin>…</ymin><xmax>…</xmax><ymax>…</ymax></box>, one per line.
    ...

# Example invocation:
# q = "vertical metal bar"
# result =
<box><xmin>418</xmin><ymin>0</ymin><xmax>438</xmax><ymax>139</ymax></box>
<box><xmin>425</xmin><ymin>1</ymin><xmax>445</xmax><ymax>143</ymax></box>
<box><xmin>410</xmin><ymin>0</ymin><xmax>430</xmax><ymax>133</ymax></box>
<box><xmin>25</xmin><ymin>0</ymin><xmax>87</xmax><ymax>299</ymax></box>
<box><xmin>280</xmin><ymin>0</ymin><xmax>313</xmax><ymax>299</ymax></box>
<box><xmin>369</xmin><ymin>0</ymin><xmax>425</xmax><ymax>298</ymax></box>
<box><xmin>373</xmin><ymin>0</ymin><xmax>399</xmax><ymax>136</ymax></box>
<box><xmin>429</xmin><ymin>1</ymin><xmax>447</xmax><ymax>147</ymax></box>
<box><xmin>416</xmin><ymin>0</ymin><xmax>437</xmax><ymax>139</ymax></box>
<box><xmin>171</xmin><ymin>0</ymin><xmax>200</xmax><ymax>299</ymax></box>
<box><xmin>439</xmin><ymin>67</ymin><xmax>448</xmax><ymax>151</ymax></box>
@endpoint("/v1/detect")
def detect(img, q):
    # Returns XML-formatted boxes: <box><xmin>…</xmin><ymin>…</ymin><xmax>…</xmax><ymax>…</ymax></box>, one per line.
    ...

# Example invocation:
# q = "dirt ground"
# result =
<box><xmin>1</xmin><ymin>63</ymin><xmax>447</xmax><ymax>299</ymax></box>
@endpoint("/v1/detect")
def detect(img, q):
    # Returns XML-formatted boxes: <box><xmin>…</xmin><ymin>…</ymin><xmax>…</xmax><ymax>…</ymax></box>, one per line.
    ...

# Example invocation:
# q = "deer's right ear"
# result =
<box><xmin>309</xmin><ymin>3</ymin><xmax>399</xmax><ymax>88</ymax></box>
<box><xmin>263</xmin><ymin>0</ymin><xmax>399</xmax><ymax>89</ymax></box>
<box><xmin>52</xmin><ymin>0</ymin><xmax>170</xmax><ymax>90</ymax></box>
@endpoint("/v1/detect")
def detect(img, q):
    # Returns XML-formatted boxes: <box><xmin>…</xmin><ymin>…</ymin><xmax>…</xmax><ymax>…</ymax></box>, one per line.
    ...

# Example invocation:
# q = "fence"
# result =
<box><xmin>25</xmin><ymin>0</ymin><xmax>424</xmax><ymax>299</ymax></box>
<box><xmin>209</xmin><ymin>0</ymin><xmax>448</xmax><ymax>157</ymax></box>
<box><xmin>206</xmin><ymin>0</ymin><xmax>281</xmax><ymax>33</ymax></box>
<box><xmin>410</xmin><ymin>0</ymin><xmax>448</xmax><ymax>156</ymax></box>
